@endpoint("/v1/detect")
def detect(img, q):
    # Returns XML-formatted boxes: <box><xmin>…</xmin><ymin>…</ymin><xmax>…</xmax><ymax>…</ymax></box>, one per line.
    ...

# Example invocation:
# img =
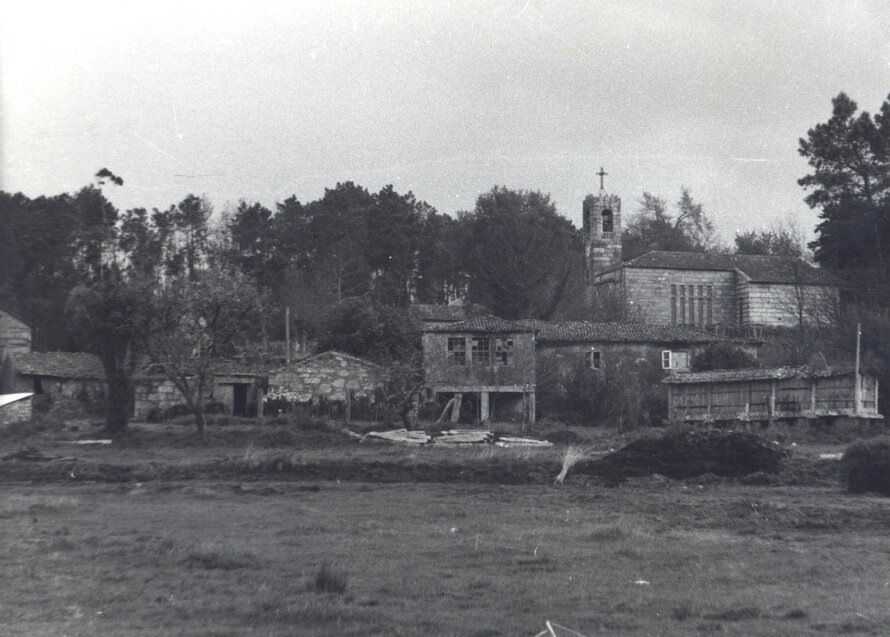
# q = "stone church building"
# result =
<box><xmin>582</xmin><ymin>178</ymin><xmax>838</xmax><ymax>329</ymax></box>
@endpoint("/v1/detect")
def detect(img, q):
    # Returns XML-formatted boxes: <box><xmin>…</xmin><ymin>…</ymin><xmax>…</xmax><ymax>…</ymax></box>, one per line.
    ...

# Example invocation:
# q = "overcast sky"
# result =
<box><xmin>2</xmin><ymin>1</ymin><xmax>889</xmax><ymax>242</ymax></box>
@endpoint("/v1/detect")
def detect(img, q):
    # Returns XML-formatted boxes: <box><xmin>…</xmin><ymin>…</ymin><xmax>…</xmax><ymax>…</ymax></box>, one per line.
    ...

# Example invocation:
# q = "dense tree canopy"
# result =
<box><xmin>460</xmin><ymin>186</ymin><xmax>579</xmax><ymax>320</ymax></box>
<box><xmin>799</xmin><ymin>92</ymin><xmax>890</xmax><ymax>302</ymax></box>
<box><xmin>622</xmin><ymin>188</ymin><xmax>720</xmax><ymax>261</ymax></box>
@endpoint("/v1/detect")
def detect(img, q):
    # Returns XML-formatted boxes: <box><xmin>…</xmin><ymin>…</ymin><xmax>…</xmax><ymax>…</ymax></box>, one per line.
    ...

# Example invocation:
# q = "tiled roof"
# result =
<box><xmin>270</xmin><ymin>350</ymin><xmax>382</xmax><ymax>373</ymax></box>
<box><xmin>11</xmin><ymin>352</ymin><xmax>105</xmax><ymax>379</ymax></box>
<box><xmin>626</xmin><ymin>251</ymin><xmax>837</xmax><ymax>285</ymax></box>
<box><xmin>409</xmin><ymin>304</ymin><xmax>474</xmax><ymax>322</ymax></box>
<box><xmin>515</xmin><ymin>320</ymin><xmax>737</xmax><ymax>344</ymax></box>
<box><xmin>423</xmin><ymin>316</ymin><xmax>536</xmax><ymax>333</ymax></box>
<box><xmin>662</xmin><ymin>365</ymin><xmax>857</xmax><ymax>384</ymax></box>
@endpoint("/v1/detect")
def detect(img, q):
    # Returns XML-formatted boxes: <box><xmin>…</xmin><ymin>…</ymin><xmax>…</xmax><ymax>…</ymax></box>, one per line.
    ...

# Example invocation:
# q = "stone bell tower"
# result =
<box><xmin>583</xmin><ymin>167</ymin><xmax>622</xmax><ymax>296</ymax></box>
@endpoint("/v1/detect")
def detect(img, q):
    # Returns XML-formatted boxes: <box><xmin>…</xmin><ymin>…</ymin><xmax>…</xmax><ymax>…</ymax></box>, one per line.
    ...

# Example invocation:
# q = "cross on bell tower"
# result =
<box><xmin>597</xmin><ymin>167</ymin><xmax>608</xmax><ymax>191</ymax></box>
<box><xmin>582</xmin><ymin>166</ymin><xmax>623</xmax><ymax>311</ymax></box>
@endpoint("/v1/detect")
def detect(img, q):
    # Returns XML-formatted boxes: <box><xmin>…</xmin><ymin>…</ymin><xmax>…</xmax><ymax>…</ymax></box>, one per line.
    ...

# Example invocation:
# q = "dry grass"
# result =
<box><xmin>1</xmin><ymin>480</ymin><xmax>889</xmax><ymax>635</ymax></box>
<box><xmin>553</xmin><ymin>444</ymin><xmax>589</xmax><ymax>484</ymax></box>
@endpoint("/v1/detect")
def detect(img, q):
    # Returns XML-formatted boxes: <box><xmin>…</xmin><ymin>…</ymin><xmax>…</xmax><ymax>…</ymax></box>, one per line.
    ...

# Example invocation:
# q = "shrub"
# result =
<box><xmin>312</xmin><ymin>562</ymin><xmax>348</xmax><ymax>594</ymax></box>
<box><xmin>842</xmin><ymin>436</ymin><xmax>890</xmax><ymax>495</ymax></box>
<box><xmin>145</xmin><ymin>408</ymin><xmax>163</xmax><ymax>423</ymax></box>
<box><xmin>163</xmin><ymin>404</ymin><xmax>192</xmax><ymax>421</ymax></box>
<box><xmin>692</xmin><ymin>343</ymin><xmax>758</xmax><ymax>372</ymax></box>
<box><xmin>203</xmin><ymin>401</ymin><xmax>226</xmax><ymax>415</ymax></box>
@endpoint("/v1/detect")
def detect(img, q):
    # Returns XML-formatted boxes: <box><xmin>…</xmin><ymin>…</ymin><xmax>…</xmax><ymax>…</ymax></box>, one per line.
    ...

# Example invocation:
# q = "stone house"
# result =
<box><xmin>518</xmin><ymin>320</ymin><xmax>757</xmax><ymax>375</ymax></box>
<box><xmin>581</xmin><ymin>185</ymin><xmax>839</xmax><ymax>329</ymax></box>
<box><xmin>268</xmin><ymin>351</ymin><xmax>384</xmax><ymax>413</ymax></box>
<box><xmin>421</xmin><ymin>316</ymin><xmax>536</xmax><ymax>425</ymax></box>
<box><xmin>133</xmin><ymin>360</ymin><xmax>267</xmax><ymax>419</ymax></box>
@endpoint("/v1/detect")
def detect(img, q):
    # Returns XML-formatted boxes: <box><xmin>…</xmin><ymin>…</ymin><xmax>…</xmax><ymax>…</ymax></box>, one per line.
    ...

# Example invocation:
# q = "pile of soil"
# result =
<box><xmin>582</xmin><ymin>430</ymin><xmax>790</xmax><ymax>481</ymax></box>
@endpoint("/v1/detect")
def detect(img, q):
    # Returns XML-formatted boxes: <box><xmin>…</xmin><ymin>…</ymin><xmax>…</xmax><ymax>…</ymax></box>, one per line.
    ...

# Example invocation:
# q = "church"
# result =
<box><xmin>582</xmin><ymin>171</ymin><xmax>839</xmax><ymax>330</ymax></box>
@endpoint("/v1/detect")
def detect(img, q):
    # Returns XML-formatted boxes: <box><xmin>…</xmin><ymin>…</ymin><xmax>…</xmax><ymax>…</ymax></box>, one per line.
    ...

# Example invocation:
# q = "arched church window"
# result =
<box><xmin>601</xmin><ymin>209</ymin><xmax>614</xmax><ymax>234</ymax></box>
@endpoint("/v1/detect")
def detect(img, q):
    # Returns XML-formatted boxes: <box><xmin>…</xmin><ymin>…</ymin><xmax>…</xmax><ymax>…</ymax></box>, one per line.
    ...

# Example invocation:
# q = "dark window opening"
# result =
<box><xmin>495</xmin><ymin>338</ymin><xmax>514</xmax><ymax>365</ymax></box>
<box><xmin>584</xmin><ymin>349</ymin><xmax>603</xmax><ymax>369</ymax></box>
<box><xmin>447</xmin><ymin>337</ymin><xmax>466</xmax><ymax>365</ymax></box>
<box><xmin>601</xmin><ymin>209</ymin><xmax>614</xmax><ymax>234</ymax></box>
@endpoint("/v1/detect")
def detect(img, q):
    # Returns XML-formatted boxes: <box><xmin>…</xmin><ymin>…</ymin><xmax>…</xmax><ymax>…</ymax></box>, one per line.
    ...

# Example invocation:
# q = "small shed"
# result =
<box><xmin>663</xmin><ymin>366</ymin><xmax>881</xmax><ymax>424</ymax></box>
<box><xmin>267</xmin><ymin>351</ymin><xmax>384</xmax><ymax>411</ymax></box>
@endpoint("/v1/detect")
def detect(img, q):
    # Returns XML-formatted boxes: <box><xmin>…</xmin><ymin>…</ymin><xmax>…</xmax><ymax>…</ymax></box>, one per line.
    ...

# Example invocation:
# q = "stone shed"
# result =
<box><xmin>268</xmin><ymin>351</ymin><xmax>384</xmax><ymax>409</ymax></box>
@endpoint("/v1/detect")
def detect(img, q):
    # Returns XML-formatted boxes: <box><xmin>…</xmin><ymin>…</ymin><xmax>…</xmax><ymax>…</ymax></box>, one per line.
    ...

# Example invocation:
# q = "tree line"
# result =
<box><xmin>1</xmin><ymin>90</ymin><xmax>887</xmax><ymax>428</ymax></box>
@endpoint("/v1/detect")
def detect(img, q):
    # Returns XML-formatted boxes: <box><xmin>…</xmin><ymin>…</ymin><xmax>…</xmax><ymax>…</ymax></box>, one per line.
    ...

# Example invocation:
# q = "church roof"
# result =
<box><xmin>625</xmin><ymin>251</ymin><xmax>836</xmax><ymax>285</ymax></box>
<box><xmin>515</xmin><ymin>320</ymin><xmax>739</xmax><ymax>344</ymax></box>
<box><xmin>423</xmin><ymin>316</ymin><xmax>536</xmax><ymax>333</ymax></box>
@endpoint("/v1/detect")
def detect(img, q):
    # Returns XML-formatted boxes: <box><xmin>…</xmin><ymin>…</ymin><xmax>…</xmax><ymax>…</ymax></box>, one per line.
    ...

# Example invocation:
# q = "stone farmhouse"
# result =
<box><xmin>582</xmin><ymin>185</ymin><xmax>839</xmax><ymax>329</ymax></box>
<box><xmin>421</xmin><ymin>316</ymin><xmax>537</xmax><ymax>425</ymax></box>
<box><xmin>419</xmin><ymin>315</ymin><xmax>755</xmax><ymax>425</ymax></box>
<box><xmin>516</xmin><ymin>320</ymin><xmax>757</xmax><ymax>374</ymax></box>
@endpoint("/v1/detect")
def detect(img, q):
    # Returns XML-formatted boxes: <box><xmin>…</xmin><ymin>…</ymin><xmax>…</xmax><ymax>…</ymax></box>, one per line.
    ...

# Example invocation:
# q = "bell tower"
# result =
<box><xmin>583</xmin><ymin>167</ymin><xmax>622</xmax><ymax>290</ymax></box>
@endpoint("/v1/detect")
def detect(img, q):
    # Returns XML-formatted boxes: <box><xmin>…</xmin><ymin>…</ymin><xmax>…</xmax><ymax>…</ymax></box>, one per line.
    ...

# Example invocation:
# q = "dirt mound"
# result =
<box><xmin>582</xmin><ymin>430</ymin><xmax>789</xmax><ymax>480</ymax></box>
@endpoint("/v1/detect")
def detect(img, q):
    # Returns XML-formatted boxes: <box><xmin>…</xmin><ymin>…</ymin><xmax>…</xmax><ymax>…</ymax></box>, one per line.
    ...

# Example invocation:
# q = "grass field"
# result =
<box><xmin>2</xmin><ymin>420</ymin><xmax>889</xmax><ymax>636</ymax></box>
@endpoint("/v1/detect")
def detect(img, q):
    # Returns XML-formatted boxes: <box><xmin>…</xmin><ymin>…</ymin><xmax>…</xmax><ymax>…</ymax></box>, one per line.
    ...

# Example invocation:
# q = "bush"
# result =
<box><xmin>842</xmin><ymin>436</ymin><xmax>890</xmax><ymax>495</ymax></box>
<box><xmin>163</xmin><ymin>404</ymin><xmax>192</xmax><ymax>421</ymax></box>
<box><xmin>203</xmin><ymin>401</ymin><xmax>226</xmax><ymax>415</ymax></box>
<box><xmin>692</xmin><ymin>343</ymin><xmax>759</xmax><ymax>372</ymax></box>
<box><xmin>312</xmin><ymin>562</ymin><xmax>348</xmax><ymax>594</ymax></box>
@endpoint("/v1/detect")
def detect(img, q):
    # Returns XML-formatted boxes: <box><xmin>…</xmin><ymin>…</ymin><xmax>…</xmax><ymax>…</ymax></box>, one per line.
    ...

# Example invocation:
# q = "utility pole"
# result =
<box><xmin>854</xmin><ymin>322</ymin><xmax>861</xmax><ymax>415</ymax></box>
<box><xmin>285</xmin><ymin>306</ymin><xmax>291</xmax><ymax>364</ymax></box>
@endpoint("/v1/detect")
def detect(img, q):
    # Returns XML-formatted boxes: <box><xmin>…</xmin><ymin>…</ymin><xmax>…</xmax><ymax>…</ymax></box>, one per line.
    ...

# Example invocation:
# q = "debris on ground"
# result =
<box><xmin>363</xmin><ymin>429</ymin><xmax>432</xmax><ymax>444</ymax></box>
<box><xmin>356</xmin><ymin>428</ymin><xmax>552</xmax><ymax>447</ymax></box>
<box><xmin>583</xmin><ymin>430</ymin><xmax>790</xmax><ymax>480</ymax></box>
<box><xmin>2</xmin><ymin>447</ymin><xmax>74</xmax><ymax>462</ymax></box>
<box><xmin>496</xmin><ymin>436</ymin><xmax>553</xmax><ymax>448</ymax></box>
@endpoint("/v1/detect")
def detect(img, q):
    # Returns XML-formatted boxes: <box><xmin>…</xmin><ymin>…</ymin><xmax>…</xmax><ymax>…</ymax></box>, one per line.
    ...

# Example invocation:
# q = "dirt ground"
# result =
<box><xmin>1</xmin><ymin>420</ymin><xmax>888</xmax><ymax>636</ymax></box>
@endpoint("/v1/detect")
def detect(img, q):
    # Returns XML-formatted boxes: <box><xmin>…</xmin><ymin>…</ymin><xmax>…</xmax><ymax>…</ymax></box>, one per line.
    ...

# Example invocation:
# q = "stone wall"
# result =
<box><xmin>0</xmin><ymin>309</ymin><xmax>32</xmax><ymax>358</ymax></box>
<box><xmin>624</xmin><ymin>267</ymin><xmax>737</xmax><ymax>326</ymax></box>
<box><xmin>270</xmin><ymin>352</ymin><xmax>382</xmax><ymax>403</ymax></box>
<box><xmin>422</xmin><ymin>331</ymin><xmax>536</xmax><ymax>392</ymax></box>
<box><xmin>745</xmin><ymin>282</ymin><xmax>838</xmax><ymax>327</ymax></box>
<box><xmin>0</xmin><ymin>396</ymin><xmax>32</xmax><ymax>425</ymax></box>
<box><xmin>134</xmin><ymin>378</ymin><xmax>184</xmax><ymax>419</ymax></box>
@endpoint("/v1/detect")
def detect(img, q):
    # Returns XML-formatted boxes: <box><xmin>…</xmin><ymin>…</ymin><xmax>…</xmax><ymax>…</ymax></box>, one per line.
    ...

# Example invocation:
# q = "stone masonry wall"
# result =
<box><xmin>270</xmin><ymin>353</ymin><xmax>382</xmax><ymax>403</ymax></box>
<box><xmin>746</xmin><ymin>283</ymin><xmax>839</xmax><ymax>327</ymax></box>
<box><xmin>0</xmin><ymin>396</ymin><xmax>32</xmax><ymax>424</ymax></box>
<box><xmin>624</xmin><ymin>268</ymin><xmax>737</xmax><ymax>326</ymax></box>
<box><xmin>0</xmin><ymin>309</ymin><xmax>32</xmax><ymax>358</ymax></box>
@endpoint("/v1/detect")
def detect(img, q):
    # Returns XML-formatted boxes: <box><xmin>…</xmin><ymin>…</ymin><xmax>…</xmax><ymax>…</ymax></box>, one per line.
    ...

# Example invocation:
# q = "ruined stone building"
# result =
<box><xmin>582</xmin><ymin>181</ymin><xmax>839</xmax><ymax>329</ymax></box>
